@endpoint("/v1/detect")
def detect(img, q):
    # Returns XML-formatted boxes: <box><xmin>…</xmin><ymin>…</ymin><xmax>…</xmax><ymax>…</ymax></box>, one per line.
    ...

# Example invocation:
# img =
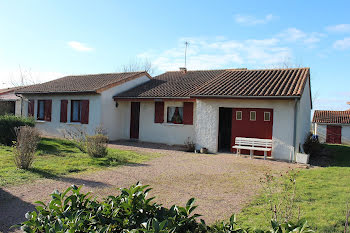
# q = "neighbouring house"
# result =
<box><xmin>0</xmin><ymin>87</ymin><xmax>23</xmax><ymax>116</ymax></box>
<box><xmin>312</xmin><ymin>110</ymin><xmax>350</xmax><ymax>145</ymax></box>
<box><xmin>16</xmin><ymin>67</ymin><xmax>312</xmax><ymax>161</ymax></box>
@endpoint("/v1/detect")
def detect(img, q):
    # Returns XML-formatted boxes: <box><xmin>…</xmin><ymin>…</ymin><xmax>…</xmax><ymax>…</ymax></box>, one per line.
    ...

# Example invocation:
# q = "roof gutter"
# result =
<box><xmin>15</xmin><ymin>91</ymin><xmax>98</xmax><ymax>95</ymax></box>
<box><xmin>190</xmin><ymin>95</ymin><xmax>301</xmax><ymax>99</ymax></box>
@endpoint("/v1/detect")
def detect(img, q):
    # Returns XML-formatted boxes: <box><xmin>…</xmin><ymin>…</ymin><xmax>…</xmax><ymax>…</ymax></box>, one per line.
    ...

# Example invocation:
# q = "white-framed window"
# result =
<box><xmin>264</xmin><ymin>112</ymin><xmax>271</xmax><ymax>121</ymax></box>
<box><xmin>71</xmin><ymin>100</ymin><xmax>82</xmax><ymax>122</ymax></box>
<box><xmin>167</xmin><ymin>106</ymin><xmax>183</xmax><ymax>124</ymax></box>
<box><xmin>236</xmin><ymin>111</ymin><xmax>242</xmax><ymax>120</ymax></box>
<box><xmin>37</xmin><ymin>100</ymin><xmax>45</xmax><ymax>120</ymax></box>
<box><xmin>250</xmin><ymin>111</ymin><xmax>256</xmax><ymax>121</ymax></box>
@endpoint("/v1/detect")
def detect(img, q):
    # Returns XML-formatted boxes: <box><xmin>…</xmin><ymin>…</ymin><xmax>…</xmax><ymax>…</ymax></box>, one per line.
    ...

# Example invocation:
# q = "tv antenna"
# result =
<box><xmin>184</xmin><ymin>41</ymin><xmax>189</xmax><ymax>68</ymax></box>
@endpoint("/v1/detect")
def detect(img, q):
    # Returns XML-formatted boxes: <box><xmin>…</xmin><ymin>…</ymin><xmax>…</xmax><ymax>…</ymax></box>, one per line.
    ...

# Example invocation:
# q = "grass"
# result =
<box><xmin>0</xmin><ymin>137</ymin><xmax>158</xmax><ymax>187</ymax></box>
<box><xmin>238</xmin><ymin>143</ymin><xmax>350</xmax><ymax>232</ymax></box>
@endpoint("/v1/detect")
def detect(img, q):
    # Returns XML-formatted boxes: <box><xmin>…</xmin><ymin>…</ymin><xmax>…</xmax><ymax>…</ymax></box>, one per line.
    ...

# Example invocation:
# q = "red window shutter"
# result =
<box><xmin>44</xmin><ymin>100</ymin><xmax>52</xmax><ymax>122</ymax></box>
<box><xmin>28</xmin><ymin>99</ymin><xmax>34</xmax><ymax>117</ymax></box>
<box><xmin>81</xmin><ymin>100</ymin><xmax>89</xmax><ymax>124</ymax></box>
<box><xmin>60</xmin><ymin>100</ymin><xmax>68</xmax><ymax>123</ymax></box>
<box><xmin>183</xmin><ymin>102</ymin><xmax>194</xmax><ymax>125</ymax></box>
<box><xmin>154</xmin><ymin>102</ymin><xmax>164</xmax><ymax>123</ymax></box>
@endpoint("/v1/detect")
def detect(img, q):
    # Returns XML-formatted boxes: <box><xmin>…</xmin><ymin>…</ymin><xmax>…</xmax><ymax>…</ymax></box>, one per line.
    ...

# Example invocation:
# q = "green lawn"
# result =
<box><xmin>238</xmin><ymin>144</ymin><xmax>350</xmax><ymax>232</ymax></box>
<box><xmin>0</xmin><ymin>138</ymin><xmax>158</xmax><ymax>187</ymax></box>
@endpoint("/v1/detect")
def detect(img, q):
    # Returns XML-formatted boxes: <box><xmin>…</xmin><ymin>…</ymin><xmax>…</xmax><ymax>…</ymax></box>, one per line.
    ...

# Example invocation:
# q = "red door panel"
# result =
<box><xmin>326</xmin><ymin>125</ymin><xmax>341</xmax><ymax>144</ymax></box>
<box><xmin>130</xmin><ymin>102</ymin><xmax>140</xmax><ymax>139</ymax></box>
<box><xmin>231</xmin><ymin>108</ymin><xmax>273</xmax><ymax>156</ymax></box>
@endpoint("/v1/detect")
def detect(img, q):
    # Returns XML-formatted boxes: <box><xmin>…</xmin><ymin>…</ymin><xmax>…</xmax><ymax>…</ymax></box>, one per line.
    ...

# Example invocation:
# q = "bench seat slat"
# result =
<box><xmin>232</xmin><ymin>146</ymin><xmax>271</xmax><ymax>151</ymax></box>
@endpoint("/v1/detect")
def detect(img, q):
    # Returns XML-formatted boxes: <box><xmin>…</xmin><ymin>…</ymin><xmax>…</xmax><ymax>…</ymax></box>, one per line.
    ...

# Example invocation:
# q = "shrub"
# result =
<box><xmin>184</xmin><ymin>137</ymin><xmax>195</xmax><ymax>152</ymax></box>
<box><xmin>86</xmin><ymin>134</ymin><xmax>108</xmax><ymax>158</ymax></box>
<box><xmin>17</xmin><ymin>183</ymin><xmax>314</xmax><ymax>233</ymax></box>
<box><xmin>303</xmin><ymin>132</ymin><xmax>321</xmax><ymax>157</ymax></box>
<box><xmin>0</xmin><ymin>115</ymin><xmax>35</xmax><ymax>145</ymax></box>
<box><xmin>13</xmin><ymin>126</ymin><xmax>40</xmax><ymax>169</ymax></box>
<box><xmin>62</xmin><ymin>125</ymin><xmax>87</xmax><ymax>152</ymax></box>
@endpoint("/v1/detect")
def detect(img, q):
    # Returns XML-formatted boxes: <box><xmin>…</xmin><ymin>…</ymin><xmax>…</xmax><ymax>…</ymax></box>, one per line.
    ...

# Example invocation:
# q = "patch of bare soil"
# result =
<box><xmin>0</xmin><ymin>141</ymin><xmax>301</xmax><ymax>232</ymax></box>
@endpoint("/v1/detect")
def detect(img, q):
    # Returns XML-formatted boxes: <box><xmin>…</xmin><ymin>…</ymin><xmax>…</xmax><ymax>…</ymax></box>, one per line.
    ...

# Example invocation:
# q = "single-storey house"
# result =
<box><xmin>312</xmin><ymin>110</ymin><xmax>350</xmax><ymax>145</ymax></box>
<box><xmin>16</xmin><ymin>67</ymin><xmax>312</xmax><ymax>161</ymax></box>
<box><xmin>0</xmin><ymin>87</ymin><xmax>23</xmax><ymax>116</ymax></box>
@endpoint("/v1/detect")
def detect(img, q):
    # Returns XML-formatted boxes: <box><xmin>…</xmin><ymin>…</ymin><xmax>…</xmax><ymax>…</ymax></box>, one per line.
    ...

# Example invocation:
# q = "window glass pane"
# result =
<box><xmin>236</xmin><ymin>111</ymin><xmax>242</xmax><ymax>120</ymax></box>
<box><xmin>250</xmin><ymin>111</ymin><xmax>256</xmax><ymax>121</ymax></box>
<box><xmin>167</xmin><ymin>106</ymin><xmax>183</xmax><ymax>124</ymax></box>
<box><xmin>264</xmin><ymin>112</ymin><xmax>270</xmax><ymax>121</ymax></box>
<box><xmin>72</xmin><ymin>101</ymin><xmax>80</xmax><ymax>121</ymax></box>
<box><xmin>38</xmin><ymin>101</ymin><xmax>45</xmax><ymax>119</ymax></box>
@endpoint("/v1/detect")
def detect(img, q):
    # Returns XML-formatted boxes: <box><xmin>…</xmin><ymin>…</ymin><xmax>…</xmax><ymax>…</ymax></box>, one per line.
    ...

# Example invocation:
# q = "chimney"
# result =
<box><xmin>179</xmin><ymin>67</ymin><xmax>187</xmax><ymax>73</ymax></box>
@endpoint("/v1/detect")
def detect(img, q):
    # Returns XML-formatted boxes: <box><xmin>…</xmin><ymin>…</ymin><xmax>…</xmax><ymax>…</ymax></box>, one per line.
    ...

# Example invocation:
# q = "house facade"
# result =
<box><xmin>0</xmin><ymin>87</ymin><xmax>23</xmax><ymax>116</ymax></box>
<box><xmin>16</xmin><ymin>67</ymin><xmax>312</xmax><ymax>161</ymax></box>
<box><xmin>312</xmin><ymin>110</ymin><xmax>350</xmax><ymax>145</ymax></box>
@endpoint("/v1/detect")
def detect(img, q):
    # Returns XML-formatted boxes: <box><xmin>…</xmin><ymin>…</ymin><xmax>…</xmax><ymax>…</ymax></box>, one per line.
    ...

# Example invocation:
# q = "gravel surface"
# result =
<box><xmin>0</xmin><ymin>140</ymin><xmax>301</xmax><ymax>232</ymax></box>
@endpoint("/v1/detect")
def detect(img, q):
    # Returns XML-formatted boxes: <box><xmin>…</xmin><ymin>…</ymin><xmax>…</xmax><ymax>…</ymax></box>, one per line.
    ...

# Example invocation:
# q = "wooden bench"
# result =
<box><xmin>232</xmin><ymin>137</ymin><xmax>272</xmax><ymax>160</ymax></box>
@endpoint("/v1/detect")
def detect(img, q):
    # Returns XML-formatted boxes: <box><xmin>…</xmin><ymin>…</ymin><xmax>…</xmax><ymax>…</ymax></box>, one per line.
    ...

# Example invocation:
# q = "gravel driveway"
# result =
<box><xmin>0</xmin><ymin>141</ymin><xmax>299</xmax><ymax>232</ymax></box>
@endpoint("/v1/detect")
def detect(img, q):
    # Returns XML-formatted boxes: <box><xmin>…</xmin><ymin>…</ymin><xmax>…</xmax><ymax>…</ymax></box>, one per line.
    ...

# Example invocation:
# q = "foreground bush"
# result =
<box><xmin>0</xmin><ymin>115</ymin><xmax>35</xmax><ymax>145</ymax></box>
<box><xmin>13</xmin><ymin>126</ymin><xmax>41</xmax><ymax>169</ymax></box>
<box><xmin>86</xmin><ymin>134</ymin><xmax>109</xmax><ymax>158</ymax></box>
<box><xmin>17</xmin><ymin>183</ymin><xmax>313</xmax><ymax>232</ymax></box>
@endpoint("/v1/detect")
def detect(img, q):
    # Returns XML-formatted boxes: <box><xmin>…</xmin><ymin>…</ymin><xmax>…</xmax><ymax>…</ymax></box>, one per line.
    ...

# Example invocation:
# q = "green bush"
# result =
<box><xmin>303</xmin><ymin>132</ymin><xmax>321</xmax><ymax>157</ymax></box>
<box><xmin>86</xmin><ymin>134</ymin><xmax>108</xmax><ymax>158</ymax></box>
<box><xmin>0</xmin><ymin>115</ymin><xmax>35</xmax><ymax>145</ymax></box>
<box><xmin>17</xmin><ymin>183</ymin><xmax>314</xmax><ymax>232</ymax></box>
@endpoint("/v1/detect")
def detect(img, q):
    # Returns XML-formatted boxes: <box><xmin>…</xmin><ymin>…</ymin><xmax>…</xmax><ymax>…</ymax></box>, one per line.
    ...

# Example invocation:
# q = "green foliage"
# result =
<box><xmin>303</xmin><ymin>133</ymin><xmax>321</xmax><ymax>157</ymax></box>
<box><xmin>0</xmin><ymin>137</ymin><xmax>158</xmax><ymax>187</ymax></box>
<box><xmin>239</xmin><ymin>144</ymin><xmax>350</xmax><ymax>232</ymax></box>
<box><xmin>17</xmin><ymin>183</ymin><xmax>313</xmax><ymax>233</ymax></box>
<box><xmin>13</xmin><ymin>126</ymin><xmax>41</xmax><ymax>169</ymax></box>
<box><xmin>86</xmin><ymin>134</ymin><xmax>109</xmax><ymax>158</ymax></box>
<box><xmin>0</xmin><ymin>115</ymin><xmax>35</xmax><ymax>145</ymax></box>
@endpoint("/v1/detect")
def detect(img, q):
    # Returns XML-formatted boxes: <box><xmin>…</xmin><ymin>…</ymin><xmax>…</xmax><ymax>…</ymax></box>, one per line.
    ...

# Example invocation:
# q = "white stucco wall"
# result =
<box><xmin>195</xmin><ymin>98</ymin><xmax>296</xmax><ymax>160</ymax></box>
<box><xmin>342</xmin><ymin>125</ymin><xmax>350</xmax><ymax>145</ymax></box>
<box><xmin>15</xmin><ymin>99</ymin><xmax>22</xmax><ymax>116</ymax></box>
<box><xmin>295</xmin><ymin>78</ymin><xmax>312</xmax><ymax>152</ymax></box>
<box><xmin>22</xmin><ymin>94</ymin><xmax>102</xmax><ymax>137</ymax></box>
<box><xmin>136</xmin><ymin>101</ymin><xmax>195</xmax><ymax>145</ymax></box>
<box><xmin>315</xmin><ymin>123</ymin><xmax>350</xmax><ymax>145</ymax></box>
<box><xmin>100</xmin><ymin>75</ymin><xmax>150</xmax><ymax>140</ymax></box>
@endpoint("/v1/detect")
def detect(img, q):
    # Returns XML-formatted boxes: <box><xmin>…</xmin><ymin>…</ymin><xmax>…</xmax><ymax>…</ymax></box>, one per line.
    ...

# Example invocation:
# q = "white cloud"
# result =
<box><xmin>138</xmin><ymin>36</ymin><xmax>292</xmax><ymax>72</ymax></box>
<box><xmin>67</xmin><ymin>41</ymin><xmax>94</xmax><ymax>52</ymax></box>
<box><xmin>234</xmin><ymin>14</ymin><xmax>275</xmax><ymax>25</ymax></box>
<box><xmin>326</xmin><ymin>24</ymin><xmax>350</xmax><ymax>33</ymax></box>
<box><xmin>333</xmin><ymin>37</ymin><xmax>350</xmax><ymax>50</ymax></box>
<box><xmin>278</xmin><ymin>28</ymin><xmax>324</xmax><ymax>46</ymax></box>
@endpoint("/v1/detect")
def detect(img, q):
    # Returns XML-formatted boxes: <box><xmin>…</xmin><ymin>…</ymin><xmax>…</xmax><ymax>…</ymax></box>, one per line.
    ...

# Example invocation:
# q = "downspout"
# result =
<box><xmin>292</xmin><ymin>98</ymin><xmax>299</xmax><ymax>162</ymax></box>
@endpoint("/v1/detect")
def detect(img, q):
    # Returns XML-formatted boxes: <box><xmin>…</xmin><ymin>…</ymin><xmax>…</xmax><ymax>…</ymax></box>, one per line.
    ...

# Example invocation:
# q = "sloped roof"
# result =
<box><xmin>16</xmin><ymin>72</ymin><xmax>150</xmax><ymax>94</ymax></box>
<box><xmin>312</xmin><ymin>110</ymin><xmax>350</xmax><ymax>124</ymax></box>
<box><xmin>114</xmin><ymin>68</ymin><xmax>310</xmax><ymax>99</ymax></box>
<box><xmin>115</xmin><ymin>69</ymin><xmax>226</xmax><ymax>98</ymax></box>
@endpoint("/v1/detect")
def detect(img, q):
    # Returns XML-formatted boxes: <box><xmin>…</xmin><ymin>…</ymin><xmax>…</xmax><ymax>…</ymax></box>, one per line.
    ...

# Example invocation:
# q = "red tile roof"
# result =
<box><xmin>16</xmin><ymin>72</ymin><xmax>150</xmax><ymax>94</ymax></box>
<box><xmin>115</xmin><ymin>69</ymin><xmax>226</xmax><ymax>98</ymax></box>
<box><xmin>115</xmin><ymin>68</ymin><xmax>310</xmax><ymax>99</ymax></box>
<box><xmin>312</xmin><ymin>110</ymin><xmax>350</xmax><ymax>124</ymax></box>
<box><xmin>191</xmin><ymin>68</ymin><xmax>310</xmax><ymax>97</ymax></box>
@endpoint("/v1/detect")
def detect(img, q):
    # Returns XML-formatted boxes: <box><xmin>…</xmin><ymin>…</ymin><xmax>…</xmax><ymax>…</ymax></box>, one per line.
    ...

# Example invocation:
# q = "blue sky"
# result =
<box><xmin>0</xmin><ymin>0</ymin><xmax>350</xmax><ymax>110</ymax></box>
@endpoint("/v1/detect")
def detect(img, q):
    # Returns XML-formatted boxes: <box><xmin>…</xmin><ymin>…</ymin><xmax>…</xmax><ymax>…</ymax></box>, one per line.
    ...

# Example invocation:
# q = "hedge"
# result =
<box><xmin>0</xmin><ymin>115</ymin><xmax>35</xmax><ymax>145</ymax></box>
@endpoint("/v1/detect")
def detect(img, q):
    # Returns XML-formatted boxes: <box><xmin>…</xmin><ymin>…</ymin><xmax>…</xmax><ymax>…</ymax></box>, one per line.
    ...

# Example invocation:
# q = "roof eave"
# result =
<box><xmin>16</xmin><ymin>91</ymin><xmax>98</xmax><ymax>95</ymax></box>
<box><xmin>189</xmin><ymin>95</ymin><xmax>301</xmax><ymax>99</ymax></box>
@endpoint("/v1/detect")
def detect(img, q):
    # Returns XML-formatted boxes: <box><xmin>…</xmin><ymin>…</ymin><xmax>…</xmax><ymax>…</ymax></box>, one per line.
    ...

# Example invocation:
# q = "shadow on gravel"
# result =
<box><xmin>0</xmin><ymin>188</ymin><xmax>35</xmax><ymax>233</ymax></box>
<box><xmin>29</xmin><ymin>168</ymin><xmax>111</xmax><ymax>188</ymax></box>
<box><xmin>110</xmin><ymin>140</ymin><xmax>186</xmax><ymax>152</ymax></box>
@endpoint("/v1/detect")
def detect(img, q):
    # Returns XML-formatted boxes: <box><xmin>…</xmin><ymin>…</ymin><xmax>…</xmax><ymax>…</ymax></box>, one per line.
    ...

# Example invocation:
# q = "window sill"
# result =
<box><xmin>66</xmin><ymin>122</ymin><xmax>82</xmax><ymax>125</ymax></box>
<box><xmin>35</xmin><ymin>120</ymin><xmax>47</xmax><ymax>123</ymax></box>
<box><xmin>162</xmin><ymin>123</ymin><xmax>184</xmax><ymax>126</ymax></box>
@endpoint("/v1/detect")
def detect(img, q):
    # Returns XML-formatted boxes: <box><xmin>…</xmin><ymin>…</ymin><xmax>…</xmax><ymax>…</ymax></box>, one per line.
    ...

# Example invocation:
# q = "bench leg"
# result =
<box><xmin>237</xmin><ymin>149</ymin><xmax>240</xmax><ymax>157</ymax></box>
<box><xmin>264</xmin><ymin>151</ymin><xmax>267</xmax><ymax>160</ymax></box>
<box><xmin>250</xmin><ymin>150</ymin><xmax>253</xmax><ymax>159</ymax></box>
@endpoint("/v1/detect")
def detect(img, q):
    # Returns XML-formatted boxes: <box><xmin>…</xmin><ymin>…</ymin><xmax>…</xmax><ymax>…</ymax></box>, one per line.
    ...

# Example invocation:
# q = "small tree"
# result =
<box><xmin>13</xmin><ymin>126</ymin><xmax>41</xmax><ymax>169</ymax></box>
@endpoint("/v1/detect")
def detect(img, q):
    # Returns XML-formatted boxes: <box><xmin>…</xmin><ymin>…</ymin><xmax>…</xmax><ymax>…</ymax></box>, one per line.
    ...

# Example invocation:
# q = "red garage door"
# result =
<box><xmin>326</xmin><ymin>125</ymin><xmax>341</xmax><ymax>144</ymax></box>
<box><xmin>231</xmin><ymin>108</ymin><xmax>273</xmax><ymax>156</ymax></box>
